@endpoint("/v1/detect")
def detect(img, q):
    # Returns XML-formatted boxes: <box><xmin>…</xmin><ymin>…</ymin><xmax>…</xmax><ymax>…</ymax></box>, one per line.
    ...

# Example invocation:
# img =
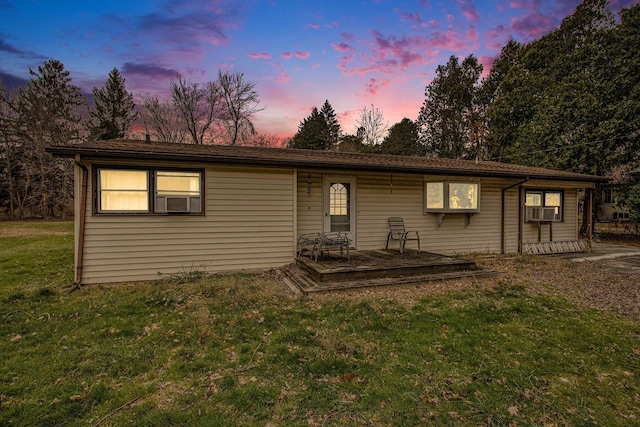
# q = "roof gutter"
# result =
<box><xmin>73</xmin><ymin>155</ymin><xmax>88</xmax><ymax>289</ymax></box>
<box><xmin>502</xmin><ymin>178</ymin><xmax>529</xmax><ymax>254</ymax></box>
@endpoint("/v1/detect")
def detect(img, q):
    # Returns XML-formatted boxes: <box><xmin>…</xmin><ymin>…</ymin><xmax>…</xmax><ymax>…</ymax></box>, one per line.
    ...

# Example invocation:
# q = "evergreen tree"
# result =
<box><xmin>417</xmin><ymin>55</ymin><xmax>483</xmax><ymax>159</ymax></box>
<box><xmin>320</xmin><ymin>99</ymin><xmax>341</xmax><ymax>149</ymax></box>
<box><xmin>90</xmin><ymin>68</ymin><xmax>136</xmax><ymax>140</ymax></box>
<box><xmin>288</xmin><ymin>107</ymin><xmax>331</xmax><ymax>150</ymax></box>
<box><xmin>380</xmin><ymin>118</ymin><xmax>422</xmax><ymax>155</ymax></box>
<box><xmin>13</xmin><ymin>59</ymin><xmax>86</xmax><ymax>218</ymax></box>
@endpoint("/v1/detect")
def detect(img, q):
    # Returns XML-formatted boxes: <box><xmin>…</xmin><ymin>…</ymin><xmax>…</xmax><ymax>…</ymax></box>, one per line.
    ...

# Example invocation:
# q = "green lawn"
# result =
<box><xmin>1</xmin><ymin>221</ymin><xmax>639</xmax><ymax>426</ymax></box>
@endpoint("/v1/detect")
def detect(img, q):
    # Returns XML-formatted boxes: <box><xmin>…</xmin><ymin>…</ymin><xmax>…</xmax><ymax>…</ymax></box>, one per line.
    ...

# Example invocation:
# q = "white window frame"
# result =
<box><xmin>424</xmin><ymin>181</ymin><xmax>481</xmax><ymax>214</ymax></box>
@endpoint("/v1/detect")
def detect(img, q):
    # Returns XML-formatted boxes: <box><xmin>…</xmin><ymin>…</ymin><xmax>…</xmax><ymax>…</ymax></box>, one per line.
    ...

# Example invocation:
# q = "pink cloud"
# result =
<box><xmin>274</xmin><ymin>67</ymin><xmax>290</xmax><ymax>83</ymax></box>
<box><xmin>510</xmin><ymin>12</ymin><xmax>554</xmax><ymax>39</ymax></box>
<box><xmin>454</xmin><ymin>0</ymin><xmax>481</xmax><ymax>22</ymax></box>
<box><xmin>332</xmin><ymin>42</ymin><xmax>353</xmax><ymax>52</ymax></box>
<box><xmin>281</xmin><ymin>52</ymin><xmax>292</xmax><ymax>59</ymax></box>
<box><xmin>249</xmin><ymin>52</ymin><xmax>270</xmax><ymax>59</ymax></box>
<box><xmin>485</xmin><ymin>24</ymin><xmax>511</xmax><ymax>50</ymax></box>
<box><xmin>394</xmin><ymin>8</ymin><xmax>425</xmax><ymax>27</ymax></box>
<box><xmin>295</xmin><ymin>51</ymin><xmax>310</xmax><ymax>59</ymax></box>
<box><xmin>307</xmin><ymin>23</ymin><xmax>320</xmax><ymax>29</ymax></box>
<box><xmin>336</xmin><ymin>28</ymin><xmax>467</xmax><ymax>77</ymax></box>
<box><xmin>341</xmin><ymin>32</ymin><xmax>355</xmax><ymax>41</ymax></box>
<box><xmin>364</xmin><ymin>77</ymin><xmax>392</xmax><ymax>96</ymax></box>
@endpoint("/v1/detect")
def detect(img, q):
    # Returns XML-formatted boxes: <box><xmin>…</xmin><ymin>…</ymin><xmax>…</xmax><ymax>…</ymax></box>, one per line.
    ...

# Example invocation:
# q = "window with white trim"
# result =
<box><xmin>96</xmin><ymin>167</ymin><xmax>203</xmax><ymax>214</ymax></box>
<box><xmin>525</xmin><ymin>190</ymin><xmax>563</xmax><ymax>222</ymax></box>
<box><xmin>425</xmin><ymin>181</ymin><xmax>480</xmax><ymax>213</ymax></box>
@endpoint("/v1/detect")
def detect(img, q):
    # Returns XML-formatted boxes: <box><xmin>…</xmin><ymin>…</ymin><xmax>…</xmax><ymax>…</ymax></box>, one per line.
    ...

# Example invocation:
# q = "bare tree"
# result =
<box><xmin>355</xmin><ymin>104</ymin><xmax>388</xmax><ymax>146</ymax></box>
<box><xmin>141</xmin><ymin>94</ymin><xmax>187</xmax><ymax>143</ymax></box>
<box><xmin>170</xmin><ymin>77</ymin><xmax>224</xmax><ymax>144</ymax></box>
<box><xmin>218</xmin><ymin>70</ymin><xmax>263</xmax><ymax>145</ymax></box>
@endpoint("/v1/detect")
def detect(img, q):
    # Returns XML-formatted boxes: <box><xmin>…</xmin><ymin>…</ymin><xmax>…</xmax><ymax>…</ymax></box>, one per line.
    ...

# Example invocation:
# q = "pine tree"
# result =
<box><xmin>417</xmin><ymin>55</ymin><xmax>483</xmax><ymax>159</ymax></box>
<box><xmin>320</xmin><ymin>99</ymin><xmax>341</xmax><ymax>149</ymax></box>
<box><xmin>90</xmin><ymin>68</ymin><xmax>137</xmax><ymax>140</ymax></box>
<box><xmin>13</xmin><ymin>59</ymin><xmax>86</xmax><ymax>218</ymax></box>
<box><xmin>288</xmin><ymin>107</ymin><xmax>331</xmax><ymax>150</ymax></box>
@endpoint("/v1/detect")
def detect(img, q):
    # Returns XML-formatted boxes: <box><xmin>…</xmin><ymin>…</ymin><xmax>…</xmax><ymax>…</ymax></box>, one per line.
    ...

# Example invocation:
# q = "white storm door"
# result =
<box><xmin>323</xmin><ymin>176</ymin><xmax>356</xmax><ymax>245</ymax></box>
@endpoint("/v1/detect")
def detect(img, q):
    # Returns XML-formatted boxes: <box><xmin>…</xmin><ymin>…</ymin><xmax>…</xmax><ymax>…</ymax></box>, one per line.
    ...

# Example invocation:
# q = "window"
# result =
<box><xmin>96</xmin><ymin>167</ymin><xmax>203</xmax><ymax>214</ymax></box>
<box><xmin>98</xmin><ymin>169</ymin><xmax>149</xmax><ymax>213</ymax></box>
<box><xmin>155</xmin><ymin>171</ymin><xmax>202</xmax><ymax>213</ymax></box>
<box><xmin>525</xmin><ymin>190</ymin><xmax>563</xmax><ymax>222</ymax></box>
<box><xmin>425</xmin><ymin>181</ymin><xmax>480</xmax><ymax>213</ymax></box>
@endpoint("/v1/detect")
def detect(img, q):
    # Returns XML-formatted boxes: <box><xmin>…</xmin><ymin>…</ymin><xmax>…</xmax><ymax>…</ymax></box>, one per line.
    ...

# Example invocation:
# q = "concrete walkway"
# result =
<box><xmin>572</xmin><ymin>242</ymin><xmax>640</xmax><ymax>262</ymax></box>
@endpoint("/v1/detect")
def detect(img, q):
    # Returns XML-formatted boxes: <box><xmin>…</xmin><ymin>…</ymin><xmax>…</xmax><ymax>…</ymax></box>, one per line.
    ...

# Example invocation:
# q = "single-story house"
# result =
<box><xmin>47</xmin><ymin>139</ymin><xmax>608</xmax><ymax>285</ymax></box>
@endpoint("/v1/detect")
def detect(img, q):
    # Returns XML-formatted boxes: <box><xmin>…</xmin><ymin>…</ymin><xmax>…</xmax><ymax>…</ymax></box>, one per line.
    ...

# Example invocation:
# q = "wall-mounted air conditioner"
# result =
<box><xmin>155</xmin><ymin>195</ymin><xmax>201</xmax><ymax>213</ymax></box>
<box><xmin>526</xmin><ymin>206</ymin><xmax>557</xmax><ymax>222</ymax></box>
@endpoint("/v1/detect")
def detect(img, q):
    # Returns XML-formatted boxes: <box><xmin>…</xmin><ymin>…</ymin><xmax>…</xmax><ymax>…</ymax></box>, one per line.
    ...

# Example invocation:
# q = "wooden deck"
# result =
<box><xmin>283</xmin><ymin>249</ymin><xmax>495</xmax><ymax>294</ymax></box>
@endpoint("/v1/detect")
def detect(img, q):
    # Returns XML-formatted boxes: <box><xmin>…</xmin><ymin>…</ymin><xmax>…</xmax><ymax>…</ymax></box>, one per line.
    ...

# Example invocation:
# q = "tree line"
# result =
<box><xmin>288</xmin><ymin>0</ymin><xmax>639</xmax><ymax>215</ymax></box>
<box><xmin>291</xmin><ymin>0</ymin><xmax>639</xmax><ymax>174</ymax></box>
<box><xmin>1</xmin><ymin>0</ymin><xmax>638</xmax><ymax>220</ymax></box>
<box><xmin>0</xmin><ymin>64</ymin><xmax>264</xmax><ymax>219</ymax></box>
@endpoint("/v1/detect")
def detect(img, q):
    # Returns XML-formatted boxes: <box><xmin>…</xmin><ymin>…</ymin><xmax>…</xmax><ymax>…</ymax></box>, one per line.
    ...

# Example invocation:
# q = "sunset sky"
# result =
<box><xmin>1</xmin><ymin>0</ymin><xmax>637</xmax><ymax>140</ymax></box>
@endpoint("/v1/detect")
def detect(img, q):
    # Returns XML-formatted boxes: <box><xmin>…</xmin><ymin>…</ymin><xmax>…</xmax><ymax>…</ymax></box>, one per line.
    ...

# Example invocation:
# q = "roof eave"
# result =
<box><xmin>46</xmin><ymin>145</ymin><xmax>610</xmax><ymax>183</ymax></box>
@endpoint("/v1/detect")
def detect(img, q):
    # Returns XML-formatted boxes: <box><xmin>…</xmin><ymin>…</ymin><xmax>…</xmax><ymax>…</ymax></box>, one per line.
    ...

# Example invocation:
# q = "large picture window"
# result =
<box><xmin>96</xmin><ymin>167</ymin><xmax>203</xmax><ymax>214</ymax></box>
<box><xmin>525</xmin><ymin>190</ymin><xmax>563</xmax><ymax>222</ymax></box>
<box><xmin>425</xmin><ymin>181</ymin><xmax>480</xmax><ymax>213</ymax></box>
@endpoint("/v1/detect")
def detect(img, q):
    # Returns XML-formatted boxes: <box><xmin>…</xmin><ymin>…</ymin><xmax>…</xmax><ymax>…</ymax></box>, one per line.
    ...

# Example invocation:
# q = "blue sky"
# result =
<box><xmin>1</xmin><ymin>0</ymin><xmax>637</xmax><ymax>140</ymax></box>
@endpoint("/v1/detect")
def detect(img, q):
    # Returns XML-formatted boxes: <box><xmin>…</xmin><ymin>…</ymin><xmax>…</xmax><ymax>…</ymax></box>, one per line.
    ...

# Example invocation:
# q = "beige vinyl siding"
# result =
<box><xmin>356</xmin><ymin>175</ymin><xmax>506</xmax><ymax>254</ymax></box>
<box><xmin>296</xmin><ymin>172</ymin><xmax>324</xmax><ymax>236</ymax></box>
<box><xmin>295</xmin><ymin>173</ymin><xmax>590</xmax><ymax>256</ymax></box>
<box><xmin>521</xmin><ymin>183</ymin><xmax>584</xmax><ymax>245</ymax></box>
<box><xmin>297</xmin><ymin>172</ymin><xmax>514</xmax><ymax>255</ymax></box>
<box><xmin>79</xmin><ymin>163</ymin><xmax>295</xmax><ymax>284</ymax></box>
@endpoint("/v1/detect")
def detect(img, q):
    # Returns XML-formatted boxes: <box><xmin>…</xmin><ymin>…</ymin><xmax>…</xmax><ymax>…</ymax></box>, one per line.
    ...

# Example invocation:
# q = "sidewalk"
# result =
<box><xmin>572</xmin><ymin>242</ymin><xmax>640</xmax><ymax>263</ymax></box>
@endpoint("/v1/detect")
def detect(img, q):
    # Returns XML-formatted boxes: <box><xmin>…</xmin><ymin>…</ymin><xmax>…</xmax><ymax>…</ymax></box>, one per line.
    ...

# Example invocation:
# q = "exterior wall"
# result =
<box><xmin>520</xmin><ymin>182</ymin><xmax>586</xmax><ymax>246</ymax></box>
<box><xmin>74</xmin><ymin>162</ymin><xmax>595</xmax><ymax>285</ymax></box>
<box><xmin>296</xmin><ymin>172</ymin><xmax>592</xmax><ymax>256</ymax></box>
<box><xmin>77</xmin><ymin>162</ymin><xmax>295</xmax><ymax>284</ymax></box>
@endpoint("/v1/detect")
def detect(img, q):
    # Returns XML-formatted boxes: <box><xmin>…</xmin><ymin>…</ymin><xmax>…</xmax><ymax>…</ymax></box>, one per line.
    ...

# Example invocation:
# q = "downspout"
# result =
<box><xmin>501</xmin><ymin>178</ymin><xmax>529</xmax><ymax>254</ymax></box>
<box><xmin>74</xmin><ymin>155</ymin><xmax>89</xmax><ymax>288</ymax></box>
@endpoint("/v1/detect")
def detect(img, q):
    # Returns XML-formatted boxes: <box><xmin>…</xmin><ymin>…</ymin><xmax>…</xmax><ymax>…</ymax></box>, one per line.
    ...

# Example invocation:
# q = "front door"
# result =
<box><xmin>324</xmin><ymin>176</ymin><xmax>356</xmax><ymax>245</ymax></box>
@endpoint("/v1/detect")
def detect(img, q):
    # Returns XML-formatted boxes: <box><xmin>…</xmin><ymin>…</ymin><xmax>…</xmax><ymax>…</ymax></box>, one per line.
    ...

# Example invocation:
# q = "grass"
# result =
<box><xmin>1</xmin><ymin>221</ymin><xmax>640</xmax><ymax>426</ymax></box>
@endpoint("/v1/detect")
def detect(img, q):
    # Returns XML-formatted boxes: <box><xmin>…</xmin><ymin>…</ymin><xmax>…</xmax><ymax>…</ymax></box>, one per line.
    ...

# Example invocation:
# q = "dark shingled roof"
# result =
<box><xmin>47</xmin><ymin>139</ymin><xmax>608</xmax><ymax>183</ymax></box>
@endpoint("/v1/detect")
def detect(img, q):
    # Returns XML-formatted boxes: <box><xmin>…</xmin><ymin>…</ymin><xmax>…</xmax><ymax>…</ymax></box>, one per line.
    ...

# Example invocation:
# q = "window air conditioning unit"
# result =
<box><xmin>165</xmin><ymin>196</ymin><xmax>190</xmax><ymax>212</ymax></box>
<box><xmin>541</xmin><ymin>206</ymin><xmax>557</xmax><ymax>221</ymax></box>
<box><xmin>526</xmin><ymin>206</ymin><xmax>557</xmax><ymax>222</ymax></box>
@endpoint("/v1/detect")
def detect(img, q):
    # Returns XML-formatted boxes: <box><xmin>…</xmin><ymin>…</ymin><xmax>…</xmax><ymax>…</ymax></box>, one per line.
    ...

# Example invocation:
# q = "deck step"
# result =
<box><xmin>286</xmin><ymin>249</ymin><xmax>495</xmax><ymax>294</ymax></box>
<box><xmin>283</xmin><ymin>265</ymin><xmax>496</xmax><ymax>295</ymax></box>
<box><xmin>523</xmin><ymin>241</ymin><xmax>588</xmax><ymax>255</ymax></box>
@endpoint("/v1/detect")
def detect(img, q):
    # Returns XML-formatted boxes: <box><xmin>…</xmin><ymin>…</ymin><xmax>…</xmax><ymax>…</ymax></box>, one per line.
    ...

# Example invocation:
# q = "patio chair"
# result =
<box><xmin>297</xmin><ymin>233</ymin><xmax>321</xmax><ymax>258</ymax></box>
<box><xmin>385</xmin><ymin>217</ymin><xmax>421</xmax><ymax>254</ymax></box>
<box><xmin>312</xmin><ymin>232</ymin><xmax>351</xmax><ymax>261</ymax></box>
